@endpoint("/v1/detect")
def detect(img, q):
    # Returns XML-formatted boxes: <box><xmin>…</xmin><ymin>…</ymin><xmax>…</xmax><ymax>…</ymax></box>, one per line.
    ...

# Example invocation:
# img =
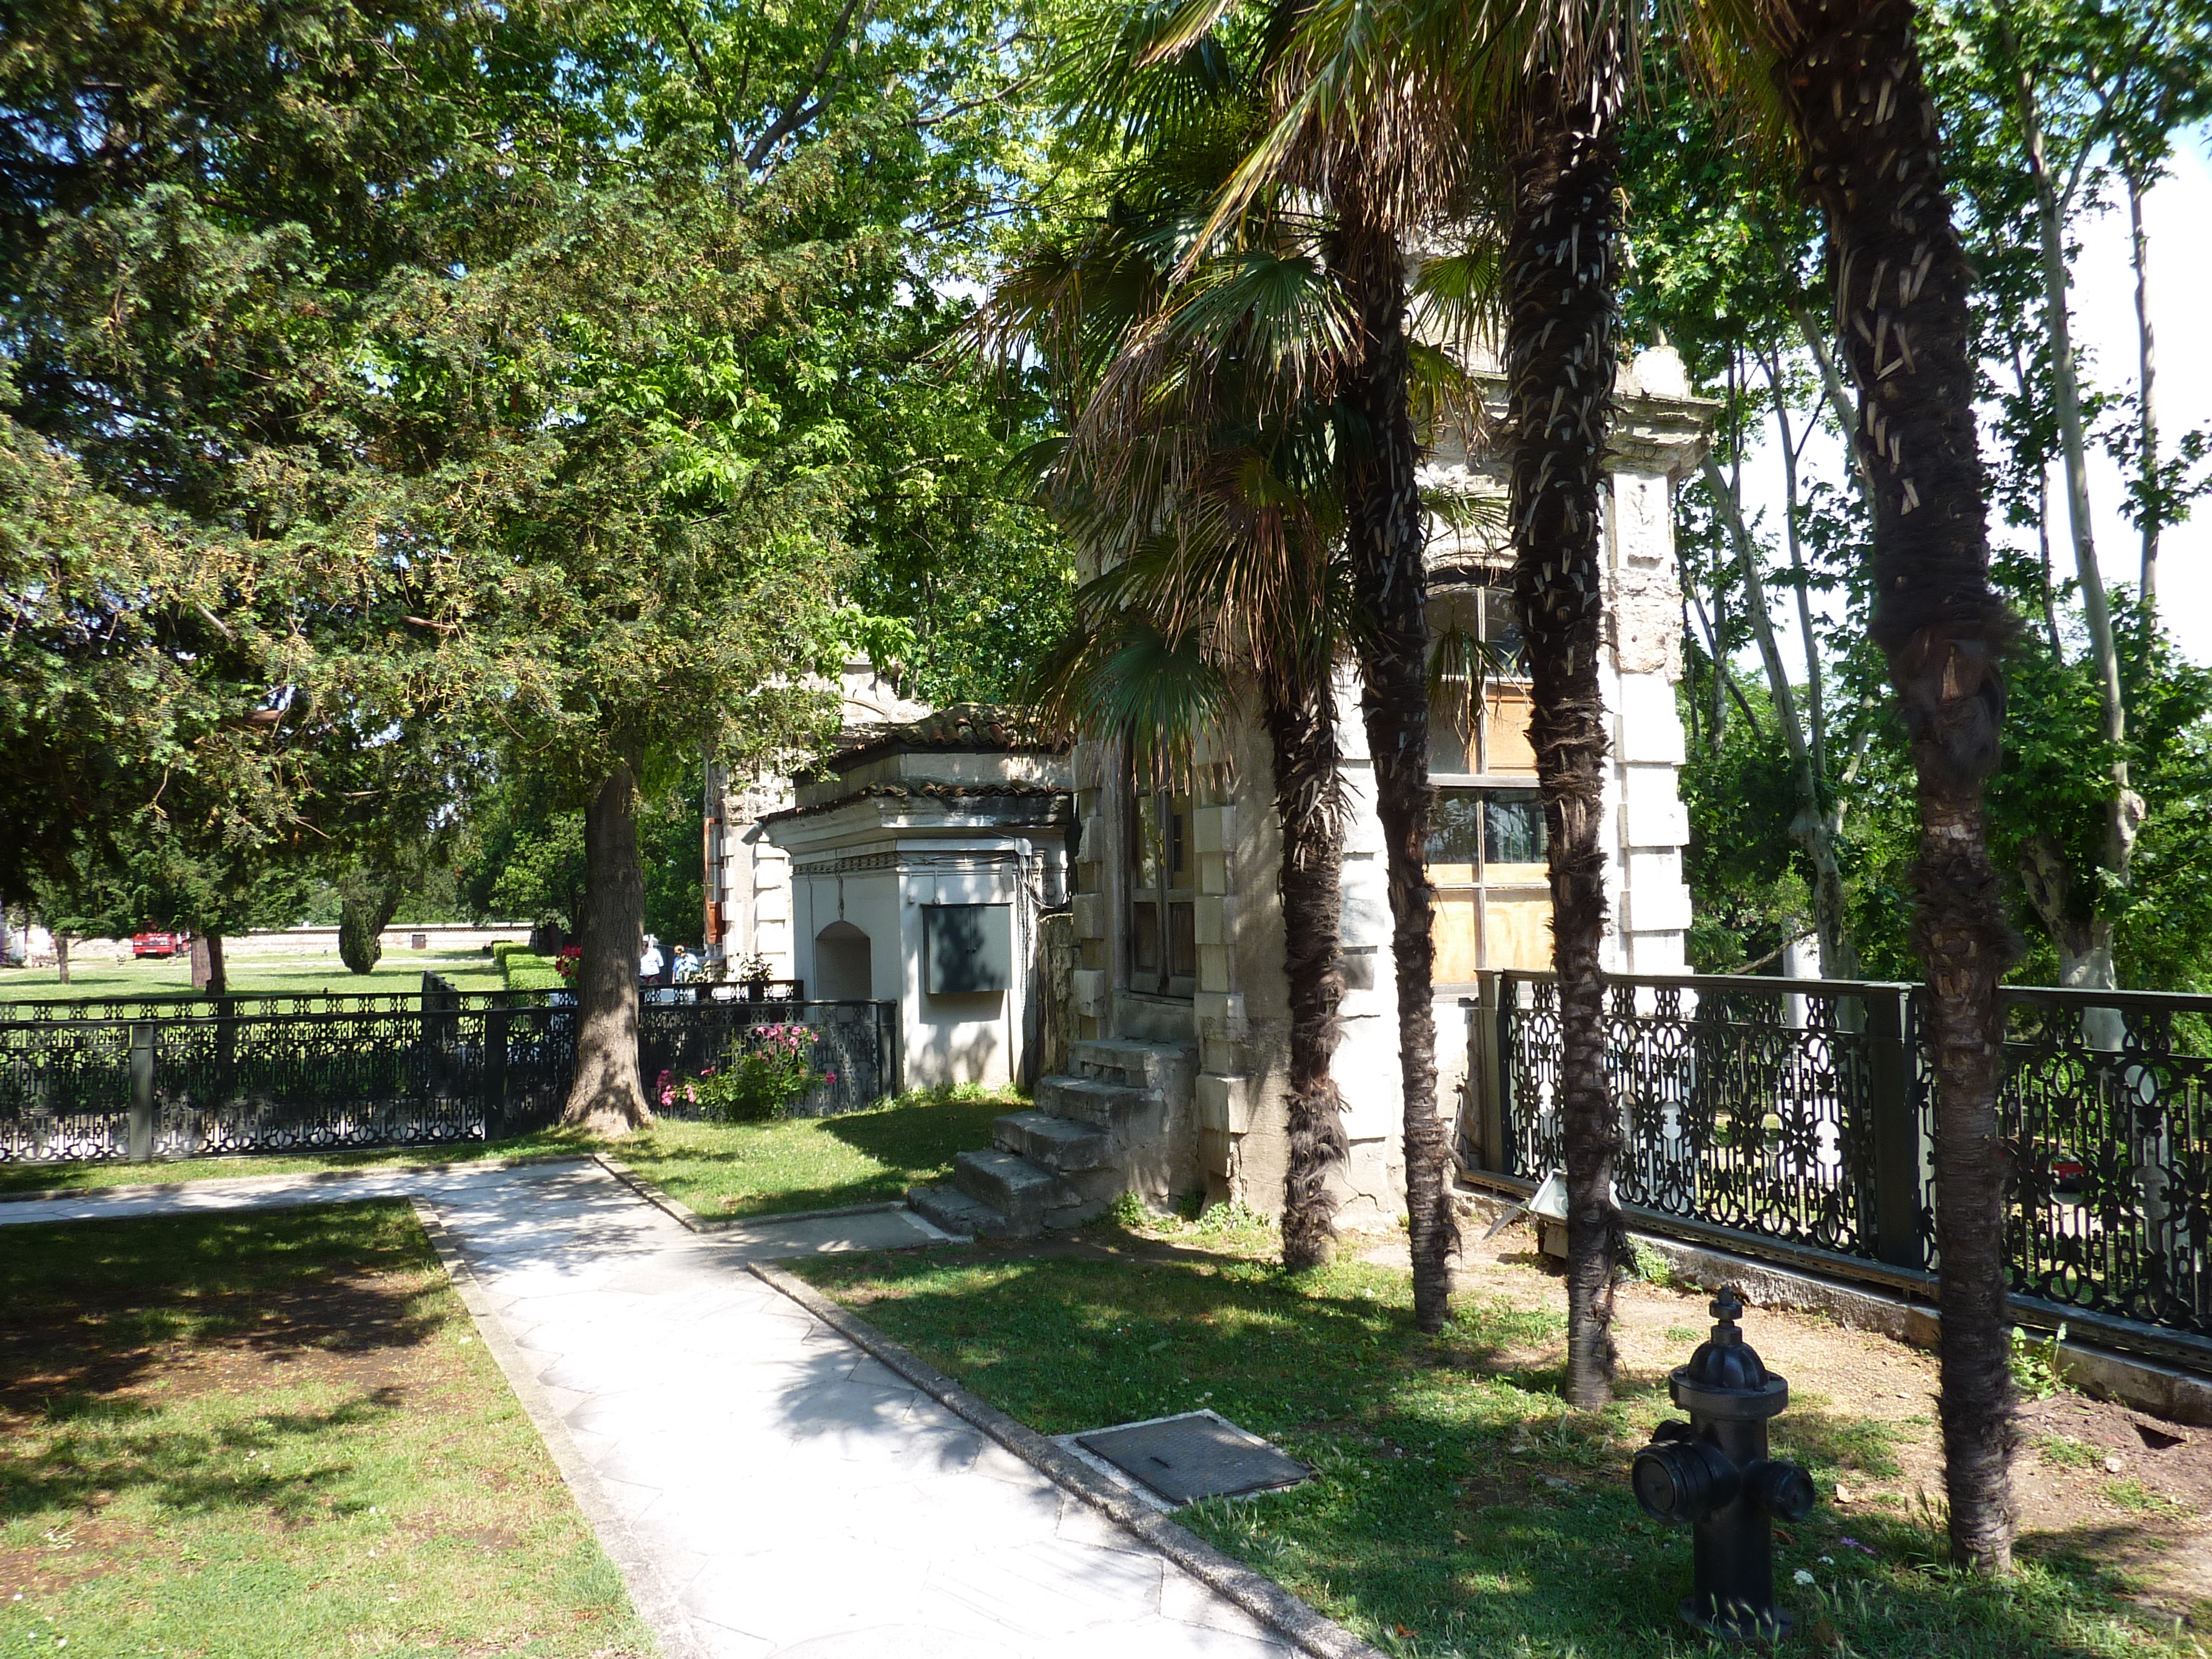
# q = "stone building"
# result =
<box><xmin>756</xmin><ymin>709</ymin><xmax>1073</xmax><ymax>1093</ymax></box>
<box><xmin>702</xmin><ymin>658</ymin><xmax>930</xmax><ymax>979</ymax></box>
<box><xmin>712</xmin><ymin>352</ymin><xmax>1714</xmax><ymax>1236</ymax></box>
<box><xmin>907</xmin><ymin>346</ymin><xmax>1715</xmax><ymax>1236</ymax></box>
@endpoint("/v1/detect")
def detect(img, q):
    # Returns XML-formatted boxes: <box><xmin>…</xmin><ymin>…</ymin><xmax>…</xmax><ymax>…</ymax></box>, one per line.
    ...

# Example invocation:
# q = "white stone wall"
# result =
<box><xmin>707</xmin><ymin>657</ymin><xmax>927</xmax><ymax>974</ymax></box>
<box><xmin>1061</xmin><ymin>345</ymin><xmax>1713</xmax><ymax>1222</ymax></box>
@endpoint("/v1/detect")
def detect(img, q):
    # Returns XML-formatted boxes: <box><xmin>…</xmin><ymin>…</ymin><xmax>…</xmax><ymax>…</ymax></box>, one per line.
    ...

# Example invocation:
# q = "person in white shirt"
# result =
<box><xmin>639</xmin><ymin>935</ymin><xmax>665</xmax><ymax>982</ymax></box>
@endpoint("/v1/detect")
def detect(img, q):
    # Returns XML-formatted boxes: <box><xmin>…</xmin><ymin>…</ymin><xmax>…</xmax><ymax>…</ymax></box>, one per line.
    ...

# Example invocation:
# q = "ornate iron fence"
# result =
<box><xmin>641</xmin><ymin>998</ymin><xmax>898</xmax><ymax>1118</ymax></box>
<box><xmin>0</xmin><ymin>994</ymin><xmax>899</xmax><ymax>1164</ymax></box>
<box><xmin>1467</xmin><ymin>971</ymin><xmax>2209</xmax><ymax>1344</ymax></box>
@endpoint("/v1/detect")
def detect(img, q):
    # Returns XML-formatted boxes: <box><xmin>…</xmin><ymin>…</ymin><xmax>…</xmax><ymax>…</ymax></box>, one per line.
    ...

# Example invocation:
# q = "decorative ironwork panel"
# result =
<box><xmin>1</xmin><ymin>988</ymin><xmax>551</xmax><ymax>1024</ymax></box>
<box><xmin>0</xmin><ymin>1021</ymin><xmax>136</xmax><ymax>1162</ymax></box>
<box><xmin>152</xmin><ymin>1010</ymin><xmax>489</xmax><ymax>1156</ymax></box>
<box><xmin>1995</xmin><ymin>989</ymin><xmax>2209</xmax><ymax>1337</ymax></box>
<box><xmin>640</xmin><ymin>1000</ymin><xmax>897</xmax><ymax>1118</ymax></box>
<box><xmin>1500</xmin><ymin>974</ymin><xmax>1882</xmax><ymax>1257</ymax></box>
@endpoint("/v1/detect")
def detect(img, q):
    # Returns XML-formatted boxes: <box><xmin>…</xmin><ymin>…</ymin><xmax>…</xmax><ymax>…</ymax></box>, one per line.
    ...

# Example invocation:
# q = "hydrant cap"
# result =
<box><xmin>1670</xmin><ymin>1287</ymin><xmax>1789</xmax><ymax>1417</ymax></box>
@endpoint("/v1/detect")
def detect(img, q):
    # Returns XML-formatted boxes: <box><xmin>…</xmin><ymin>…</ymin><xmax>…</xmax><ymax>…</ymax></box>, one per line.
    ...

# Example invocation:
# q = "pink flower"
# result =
<box><xmin>823</xmin><ymin>1072</ymin><xmax>837</xmax><ymax>1085</ymax></box>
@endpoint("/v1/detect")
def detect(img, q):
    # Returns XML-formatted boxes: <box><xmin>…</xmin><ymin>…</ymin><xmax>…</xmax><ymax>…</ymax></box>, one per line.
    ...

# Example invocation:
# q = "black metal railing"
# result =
<box><xmin>1464</xmin><ymin>971</ymin><xmax>2210</xmax><ymax>1346</ymax></box>
<box><xmin>0</xmin><ymin>993</ymin><xmax>898</xmax><ymax>1165</ymax></box>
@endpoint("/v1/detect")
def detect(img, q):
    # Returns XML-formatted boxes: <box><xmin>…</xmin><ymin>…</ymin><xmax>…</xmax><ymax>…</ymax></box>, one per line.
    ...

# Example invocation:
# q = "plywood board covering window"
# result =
<box><xmin>1428</xmin><ymin>786</ymin><xmax>1552</xmax><ymax>983</ymax></box>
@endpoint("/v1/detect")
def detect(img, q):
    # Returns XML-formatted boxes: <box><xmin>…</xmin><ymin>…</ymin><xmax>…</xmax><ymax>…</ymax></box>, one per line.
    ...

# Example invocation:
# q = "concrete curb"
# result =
<box><xmin>0</xmin><ymin>1151</ymin><xmax>590</xmax><ymax>1207</ymax></box>
<box><xmin>406</xmin><ymin>1195</ymin><xmax>712</xmax><ymax>1659</ymax></box>
<box><xmin>589</xmin><ymin>1151</ymin><xmax>905</xmax><ymax>1235</ymax></box>
<box><xmin>750</xmin><ymin>1259</ymin><xmax>1388</xmax><ymax>1659</ymax></box>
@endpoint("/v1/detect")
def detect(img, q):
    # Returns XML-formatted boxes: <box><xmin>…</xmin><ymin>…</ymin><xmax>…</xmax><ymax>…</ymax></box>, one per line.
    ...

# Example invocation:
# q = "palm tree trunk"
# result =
<box><xmin>1330</xmin><ymin>179</ymin><xmax>1456</xmax><ymax>1332</ymax></box>
<box><xmin>564</xmin><ymin>752</ymin><xmax>655</xmax><ymax>1136</ymax></box>
<box><xmin>1771</xmin><ymin>0</ymin><xmax>2022</xmax><ymax>1573</ymax></box>
<box><xmin>1269</xmin><ymin>675</ymin><xmax>1350</xmax><ymax>1270</ymax></box>
<box><xmin>1504</xmin><ymin>44</ymin><xmax>1627</xmax><ymax>1411</ymax></box>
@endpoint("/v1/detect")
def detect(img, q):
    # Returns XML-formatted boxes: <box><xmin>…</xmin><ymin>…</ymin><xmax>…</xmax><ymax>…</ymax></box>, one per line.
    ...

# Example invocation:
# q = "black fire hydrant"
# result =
<box><xmin>1631</xmin><ymin>1287</ymin><xmax>1817</xmax><ymax>1640</ymax></box>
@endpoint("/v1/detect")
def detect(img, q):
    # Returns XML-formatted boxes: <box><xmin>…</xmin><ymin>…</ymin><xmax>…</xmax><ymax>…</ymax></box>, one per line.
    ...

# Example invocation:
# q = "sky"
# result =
<box><xmin>1738</xmin><ymin>127</ymin><xmax>2212</xmax><ymax>677</ymax></box>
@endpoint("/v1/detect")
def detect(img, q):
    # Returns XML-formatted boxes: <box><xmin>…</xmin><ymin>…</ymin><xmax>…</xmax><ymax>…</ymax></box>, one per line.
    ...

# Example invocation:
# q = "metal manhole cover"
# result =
<box><xmin>1076</xmin><ymin>1410</ymin><xmax>1310</xmax><ymax>1506</ymax></box>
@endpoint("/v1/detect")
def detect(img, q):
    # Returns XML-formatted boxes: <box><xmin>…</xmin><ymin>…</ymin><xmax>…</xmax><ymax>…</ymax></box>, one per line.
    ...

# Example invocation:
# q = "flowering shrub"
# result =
<box><xmin>658</xmin><ymin>1024</ymin><xmax>834</xmax><ymax>1122</ymax></box>
<box><xmin>554</xmin><ymin>947</ymin><xmax>583</xmax><ymax>981</ymax></box>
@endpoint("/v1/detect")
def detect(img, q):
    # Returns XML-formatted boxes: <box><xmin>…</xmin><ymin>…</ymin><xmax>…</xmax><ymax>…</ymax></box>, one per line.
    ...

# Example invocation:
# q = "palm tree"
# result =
<box><xmin>1496</xmin><ymin>20</ymin><xmax>1636</xmax><ymax>1407</ymax></box>
<box><xmin>981</xmin><ymin>56</ymin><xmax>1363</xmax><ymax>1265</ymax></box>
<box><xmin>1760</xmin><ymin>0</ymin><xmax>2023</xmax><ymax>1574</ymax></box>
<box><xmin>1170</xmin><ymin>10</ymin><xmax>1483</xmax><ymax>1332</ymax></box>
<box><xmin>1190</xmin><ymin>0</ymin><xmax>1637</xmax><ymax>1367</ymax></box>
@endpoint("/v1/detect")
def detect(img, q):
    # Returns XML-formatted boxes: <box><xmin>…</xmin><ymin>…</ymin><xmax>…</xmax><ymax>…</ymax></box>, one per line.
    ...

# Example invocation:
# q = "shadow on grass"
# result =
<box><xmin>620</xmin><ymin>1096</ymin><xmax>1013</xmax><ymax>1217</ymax></box>
<box><xmin>814</xmin><ymin>1096</ymin><xmax>1013</xmax><ymax>1169</ymax></box>
<box><xmin>1</xmin><ymin>1389</ymin><xmax>406</xmax><ymax>1524</ymax></box>
<box><xmin>802</xmin><ymin>1233</ymin><xmax>2200</xmax><ymax>1659</ymax></box>
<box><xmin>0</xmin><ymin>1202</ymin><xmax>448</xmax><ymax>1406</ymax></box>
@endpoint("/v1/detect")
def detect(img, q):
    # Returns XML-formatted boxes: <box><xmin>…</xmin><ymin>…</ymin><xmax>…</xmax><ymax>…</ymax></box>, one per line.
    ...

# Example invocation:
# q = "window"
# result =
<box><xmin>1128</xmin><ymin>780</ymin><xmax>1197</xmax><ymax>996</ymax></box>
<box><xmin>1430</xmin><ymin>585</ymin><xmax>1535</xmax><ymax>779</ymax></box>
<box><xmin>1429</xmin><ymin>787</ymin><xmax>1552</xmax><ymax>982</ymax></box>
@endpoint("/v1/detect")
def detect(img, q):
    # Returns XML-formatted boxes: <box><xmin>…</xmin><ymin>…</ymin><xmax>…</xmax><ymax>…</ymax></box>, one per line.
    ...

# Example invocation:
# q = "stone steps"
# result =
<box><xmin>993</xmin><ymin>1109</ymin><xmax>1110</xmax><ymax>1173</ymax></box>
<box><xmin>908</xmin><ymin>1182</ymin><xmax>1017</xmax><ymax>1239</ymax></box>
<box><xmin>906</xmin><ymin>1038</ymin><xmax>1198</xmax><ymax>1239</ymax></box>
<box><xmin>1033</xmin><ymin>1073</ymin><xmax>1157</xmax><ymax>1132</ymax></box>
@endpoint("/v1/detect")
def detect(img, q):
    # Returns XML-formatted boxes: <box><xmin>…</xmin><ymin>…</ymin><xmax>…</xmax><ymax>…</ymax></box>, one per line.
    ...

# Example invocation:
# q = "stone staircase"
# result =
<box><xmin>908</xmin><ymin>1038</ymin><xmax>1195</xmax><ymax>1238</ymax></box>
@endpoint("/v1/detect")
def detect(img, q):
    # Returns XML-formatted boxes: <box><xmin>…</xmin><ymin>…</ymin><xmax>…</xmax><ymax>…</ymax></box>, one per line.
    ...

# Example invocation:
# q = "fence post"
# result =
<box><xmin>128</xmin><ymin>1022</ymin><xmax>156</xmax><ymax>1162</ymax></box>
<box><xmin>1865</xmin><ymin>985</ymin><xmax>1923</xmax><ymax>1269</ymax></box>
<box><xmin>1467</xmin><ymin>973</ymin><xmax>1507</xmax><ymax>1171</ymax></box>
<box><xmin>483</xmin><ymin>1000</ymin><xmax>510</xmax><ymax>1141</ymax></box>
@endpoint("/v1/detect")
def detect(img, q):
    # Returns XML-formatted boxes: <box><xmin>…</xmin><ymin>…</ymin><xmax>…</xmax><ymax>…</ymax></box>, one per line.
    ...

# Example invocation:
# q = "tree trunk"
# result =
<box><xmin>2128</xmin><ymin>164</ymin><xmax>2159</xmax><ymax>617</ymax></box>
<box><xmin>55</xmin><ymin>936</ymin><xmax>69</xmax><ymax>986</ymax></box>
<box><xmin>192</xmin><ymin>933</ymin><xmax>228</xmax><ymax>997</ymax></box>
<box><xmin>1505</xmin><ymin>42</ymin><xmax>1627</xmax><ymax>1410</ymax></box>
<box><xmin>1330</xmin><ymin>176</ymin><xmax>1456</xmax><ymax>1332</ymax></box>
<box><xmin>2020</xmin><ymin>64</ymin><xmax>2142</xmax><ymax>949</ymax></box>
<box><xmin>563</xmin><ymin>756</ymin><xmax>654</xmax><ymax>1136</ymax></box>
<box><xmin>1700</xmin><ymin>454</ymin><xmax>1858</xmax><ymax>977</ymax></box>
<box><xmin>1771</xmin><ymin>0</ymin><xmax>2022</xmax><ymax>1572</ymax></box>
<box><xmin>1269</xmin><ymin>677</ymin><xmax>1350</xmax><ymax>1271</ymax></box>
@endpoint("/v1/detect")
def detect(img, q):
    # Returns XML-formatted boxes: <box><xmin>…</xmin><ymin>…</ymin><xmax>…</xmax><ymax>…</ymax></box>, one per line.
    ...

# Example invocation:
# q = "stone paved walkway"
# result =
<box><xmin>1</xmin><ymin>1159</ymin><xmax>1295</xmax><ymax>1658</ymax></box>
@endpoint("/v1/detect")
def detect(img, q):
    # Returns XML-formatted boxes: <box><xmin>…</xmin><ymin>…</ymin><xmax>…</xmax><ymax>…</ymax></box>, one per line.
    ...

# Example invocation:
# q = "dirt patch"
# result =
<box><xmin>1377</xmin><ymin>1227</ymin><xmax>2212</xmax><ymax>1621</ymax></box>
<box><xmin>0</xmin><ymin>1514</ymin><xmax>142</xmax><ymax>1600</ymax></box>
<box><xmin>0</xmin><ymin>1267</ymin><xmax>449</xmax><ymax>1412</ymax></box>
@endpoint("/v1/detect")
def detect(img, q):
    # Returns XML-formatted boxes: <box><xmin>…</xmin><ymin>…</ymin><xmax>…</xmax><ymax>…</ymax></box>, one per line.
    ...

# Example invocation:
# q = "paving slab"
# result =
<box><xmin>0</xmin><ymin>1153</ymin><xmax>1304</xmax><ymax>1658</ymax></box>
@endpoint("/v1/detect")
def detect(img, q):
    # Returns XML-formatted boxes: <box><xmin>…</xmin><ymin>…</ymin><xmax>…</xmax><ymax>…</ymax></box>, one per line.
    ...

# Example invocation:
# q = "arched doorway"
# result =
<box><xmin>814</xmin><ymin>920</ymin><xmax>873</xmax><ymax>1001</ymax></box>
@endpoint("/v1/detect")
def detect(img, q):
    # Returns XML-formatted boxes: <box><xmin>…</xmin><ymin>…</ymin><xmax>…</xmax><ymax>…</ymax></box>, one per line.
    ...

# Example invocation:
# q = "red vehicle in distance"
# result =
<box><xmin>131</xmin><ymin>932</ymin><xmax>186</xmax><ymax>958</ymax></box>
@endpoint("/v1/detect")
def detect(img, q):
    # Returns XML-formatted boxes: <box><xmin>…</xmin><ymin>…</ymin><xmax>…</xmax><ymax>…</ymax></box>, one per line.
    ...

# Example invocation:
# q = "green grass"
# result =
<box><xmin>0</xmin><ymin>1202</ymin><xmax>651</xmax><ymax>1657</ymax></box>
<box><xmin>608</xmin><ymin>1089</ymin><xmax>1019</xmax><ymax>1218</ymax></box>
<box><xmin>796</xmin><ymin>1210</ymin><xmax>2204</xmax><ymax>1659</ymax></box>
<box><xmin>2100</xmin><ymin>1480</ymin><xmax>2184</xmax><ymax>1515</ymax></box>
<box><xmin>2037</xmin><ymin>1432</ymin><xmax>2102</xmax><ymax>1470</ymax></box>
<box><xmin>0</xmin><ymin>949</ymin><xmax>509</xmax><ymax>1003</ymax></box>
<box><xmin>0</xmin><ymin>1131</ymin><xmax>595</xmax><ymax>1197</ymax></box>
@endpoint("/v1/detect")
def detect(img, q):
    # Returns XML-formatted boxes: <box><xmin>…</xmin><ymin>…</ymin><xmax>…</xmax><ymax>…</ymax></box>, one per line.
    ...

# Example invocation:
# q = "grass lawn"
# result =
<box><xmin>0</xmin><ymin>1131</ymin><xmax>595</xmax><ymax>1198</ymax></box>
<box><xmin>0</xmin><ymin>949</ymin><xmax>509</xmax><ymax>1003</ymax></box>
<box><xmin>605</xmin><ymin>1090</ymin><xmax>1019</xmax><ymax>1219</ymax></box>
<box><xmin>0</xmin><ymin>1090</ymin><xmax>1017</xmax><ymax>1212</ymax></box>
<box><xmin>796</xmin><ymin>1208</ymin><xmax>2205</xmax><ymax>1659</ymax></box>
<box><xmin>0</xmin><ymin>1202</ymin><xmax>652</xmax><ymax>1658</ymax></box>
